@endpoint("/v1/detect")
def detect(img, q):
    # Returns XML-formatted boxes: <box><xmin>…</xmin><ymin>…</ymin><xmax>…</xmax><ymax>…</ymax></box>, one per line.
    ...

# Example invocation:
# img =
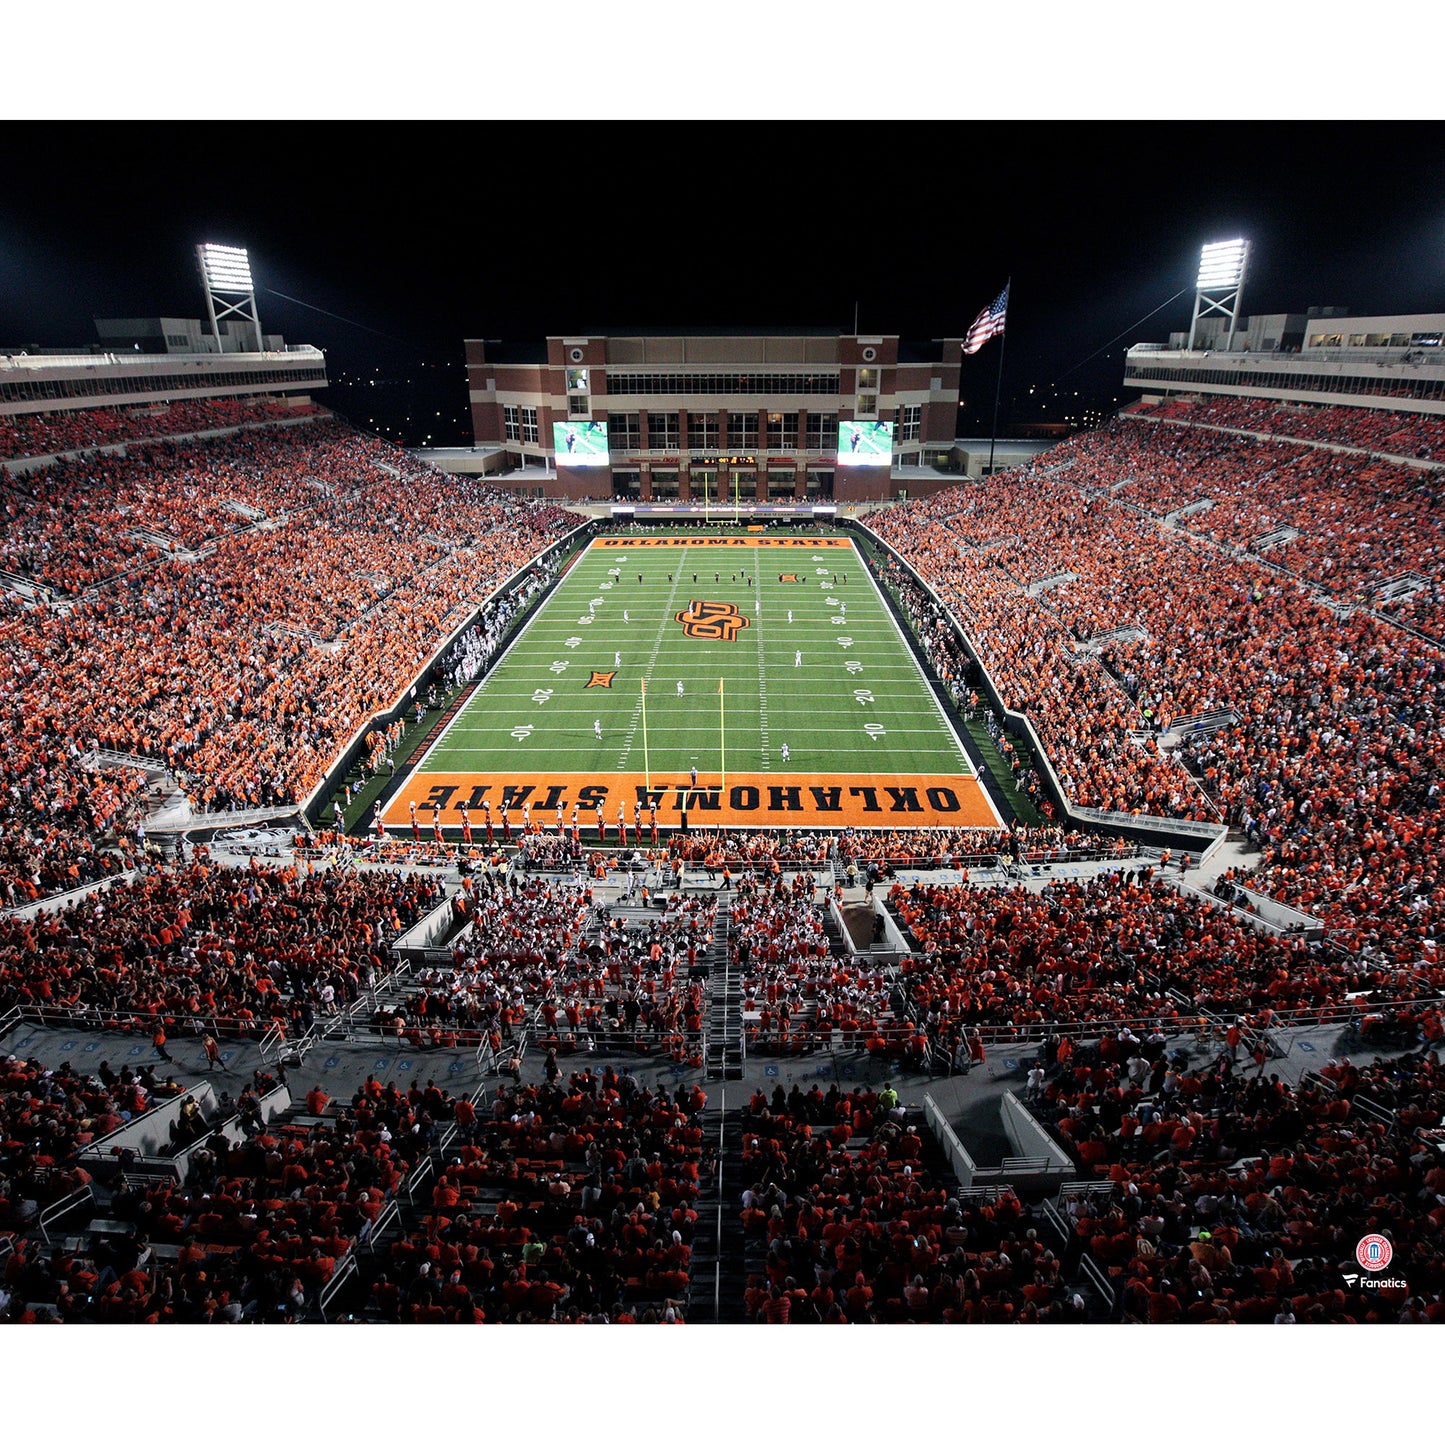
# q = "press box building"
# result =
<box><xmin>461</xmin><ymin>330</ymin><xmax>972</xmax><ymax>504</ymax></box>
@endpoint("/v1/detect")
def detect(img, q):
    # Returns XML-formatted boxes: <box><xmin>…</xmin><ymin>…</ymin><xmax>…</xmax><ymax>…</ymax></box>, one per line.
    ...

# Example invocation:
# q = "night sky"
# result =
<box><xmin>3</xmin><ymin>122</ymin><xmax>1442</xmax><ymax>447</ymax></box>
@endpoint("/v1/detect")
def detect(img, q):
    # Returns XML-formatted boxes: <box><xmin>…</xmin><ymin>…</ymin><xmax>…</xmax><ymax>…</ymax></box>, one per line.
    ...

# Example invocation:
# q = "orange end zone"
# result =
<box><xmin>381</xmin><ymin>772</ymin><xmax>1000</xmax><ymax>832</ymax></box>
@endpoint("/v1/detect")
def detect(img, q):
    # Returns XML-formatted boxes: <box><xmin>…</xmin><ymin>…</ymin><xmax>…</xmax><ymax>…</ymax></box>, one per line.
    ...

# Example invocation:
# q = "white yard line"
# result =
<box><xmin>615</xmin><ymin>550</ymin><xmax>688</xmax><ymax>770</ymax></box>
<box><xmin>414</xmin><ymin>545</ymin><xmax>602</xmax><ymax>772</ymax></box>
<box><xmin>753</xmin><ymin>546</ymin><xmax>771</xmax><ymax>769</ymax></box>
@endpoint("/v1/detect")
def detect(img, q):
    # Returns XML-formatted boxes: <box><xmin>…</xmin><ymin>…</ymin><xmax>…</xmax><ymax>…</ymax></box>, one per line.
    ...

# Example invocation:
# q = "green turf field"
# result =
<box><xmin>386</xmin><ymin>533</ymin><xmax>999</xmax><ymax>830</ymax></box>
<box><xmin>435</xmin><ymin>535</ymin><xmax>966</xmax><ymax>773</ymax></box>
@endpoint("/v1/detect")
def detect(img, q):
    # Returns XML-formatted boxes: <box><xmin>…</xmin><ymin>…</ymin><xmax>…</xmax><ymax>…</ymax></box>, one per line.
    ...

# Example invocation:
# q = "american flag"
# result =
<box><xmin>964</xmin><ymin>283</ymin><xmax>1009</xmax><ymax>355</ymax></box>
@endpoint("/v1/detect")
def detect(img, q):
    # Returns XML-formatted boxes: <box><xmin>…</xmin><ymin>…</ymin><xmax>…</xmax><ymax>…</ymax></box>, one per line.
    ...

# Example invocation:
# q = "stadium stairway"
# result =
<box><xmin>705</xmin><ymin>908</ymin><xmax>744</xmax><ymax>1081</ymax></box>
<box><xmin>689</xmin><ymin>1101</ymin><xmax>750</xmax><ymax>1322</ymax></box>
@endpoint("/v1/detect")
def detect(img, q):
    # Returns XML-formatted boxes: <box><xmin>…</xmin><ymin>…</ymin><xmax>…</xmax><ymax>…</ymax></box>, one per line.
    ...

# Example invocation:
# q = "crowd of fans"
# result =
<box><xmin>373</xmin><ymin>874</ymin><xmax>708</xmax><ymax>1063</ymax></box>
<box><xmin>1099</xmin><ymin>421</ymin><xmax>1444</xmax><ymax>616</ymax></box>
<box><xmin>364</xmin><ymin>1069</ymin><xmax>708</xmax><ymax>1322</ymax></box>
<box><xmin>888</xmin><ymin>869</ymin><xmax>1445</xmax><ymax>1054</ymax></box>
<box><xmin>0</xmin><ymin>1066</ymin><xmax>432</xmax><ymax>1323</ymax></box>
<box><xmin>870</xmin><ymin>497</ymin><xmax>1213</xmax><ymax>817</ymax></box>
<box><xmin>0</xmin><ymin>1052</ymin><xmax>180</xmax><ymax>1242</ymax></box>
<box><xmin>0</xmin><ymin>860</ymin><xmax>442</xmax><ymax>1036</ymax></box>
<box><xmin>871</xmin><ymin>419</ymin><xmax>1445</xmax><ymax>974</ymax></box>
<box><xmin>1031</xmin><ymin>1028</ymin><xmax>1445</xmax><ymax>1321</ymax></box>
<box><xmin>0</xmin><ymin>411</ymin><xmax>579</xmax><ymax>905</ymax></box>
<box><xmin>0</xmin><ymin>396</ymin><xmax>312</xmax><ymax>466</ymax></box>
<box><xmin>738</xmin><ymin>1087</ymin><xmax>1079</xmax><ymax>1321</ymax></box>
<box><xmin>1143</xmin><ymin>393</ymin><xmax>1445</xmax><ymax>464</ymax></box>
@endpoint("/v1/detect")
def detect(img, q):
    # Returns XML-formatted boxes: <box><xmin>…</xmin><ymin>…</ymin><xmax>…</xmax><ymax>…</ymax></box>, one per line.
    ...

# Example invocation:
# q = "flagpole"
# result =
<box><xmin>987</xmin><ymin>277</ymin><xmax>1011</xmax><ymax>477</ymax></box>
<box><xmin>718</xmin><ymin>677</ymin><xmax>725</xmax><ymax>796</ymax></box>
<box><xmin>641</xmin><ymin>678</ymin><xmax>650</xmax><ymax>792</ymax></box>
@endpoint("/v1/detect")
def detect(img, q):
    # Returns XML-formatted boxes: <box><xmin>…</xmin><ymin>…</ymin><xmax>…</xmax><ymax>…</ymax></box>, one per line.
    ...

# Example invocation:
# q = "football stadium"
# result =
<box><xmin>3</xmin><ymin>128</ymin><xmax>1444</xmax><ymax>1355</ymax></box>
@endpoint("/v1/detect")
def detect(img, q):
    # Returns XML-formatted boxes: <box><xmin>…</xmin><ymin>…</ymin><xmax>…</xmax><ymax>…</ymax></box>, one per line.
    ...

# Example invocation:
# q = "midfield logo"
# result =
<box><xmin>585</xmin><ymin>670</ymin><xmax>617</xmax><ymax>688</ymax></box>
<box><xmin>675</xmin><ymin>600</ymin><xmax>750</xmax><ymax>642</ymax></box>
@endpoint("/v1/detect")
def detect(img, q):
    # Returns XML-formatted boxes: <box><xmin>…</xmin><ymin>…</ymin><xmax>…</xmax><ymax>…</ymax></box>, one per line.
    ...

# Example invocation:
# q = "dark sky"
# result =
<box><xmin>3</xmin><ymin>121</ymin><xmax>1442</xmax><ymax>446</ymax></box>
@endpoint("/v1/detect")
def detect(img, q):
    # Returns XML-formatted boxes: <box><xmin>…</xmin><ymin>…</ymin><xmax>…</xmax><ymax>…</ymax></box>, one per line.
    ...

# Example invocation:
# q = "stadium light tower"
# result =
<box><xmin>197</xmin><ymin>243</ymin><xmax>263</xmax><ymax>353</ymax></box>
<box><xmin>1187</xmin><ymin>238</ymin><xmax>1250</xmax><ymax>351</ymax></box>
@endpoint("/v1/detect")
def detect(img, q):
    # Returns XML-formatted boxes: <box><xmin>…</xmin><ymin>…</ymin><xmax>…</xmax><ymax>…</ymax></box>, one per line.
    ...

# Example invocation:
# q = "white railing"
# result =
<box><xmin>714</xmin><ymin>1084</ymin><xmax>727</xmax><ymax>1324</ymax></box>
<box><xmin>257</xmin><ymin>1023</ymin><xmax>285</xmax><ymax>1063</ymax></box>
<box><xmin>38</xmin><ymin>1184</ymin><xmax>94</xmax><ymax>1243</ymax></box>
<box><xmin>404</xmin><ymin>1155</ymin><xmax>436</xmax><ymax>1204</ymax></box>
<box><xmin>317</xmin><ymin>1252</ymin><xmax>359</xmax><ymax>1322</ymax></box>
<box><xmin>363</xmin><ymin>1201</ymin><xmax>401</xmax><ymax>1252</ymax></box>
<box><xmin>923</xmin><ymin>1093</ymin><xmax>977</xmax><ymax>1187</ymax></box>
<box><xmin>1079</xmin><ymin>1253</ymin><xmax>1115</xmax><ymax>1314</ymax></box>
<box><xmin>2</xmin><ymin>869</ymin><xmax>140</xmax><ymax>921</ymax></box>
<box><xmin>1039</xmin><ymin>1198</ymin><xmax>1072</xmax><ymax>1249</ymax></box>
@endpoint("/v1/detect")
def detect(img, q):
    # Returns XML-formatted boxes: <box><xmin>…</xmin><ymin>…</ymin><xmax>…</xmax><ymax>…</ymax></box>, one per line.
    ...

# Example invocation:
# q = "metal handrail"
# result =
<box><xmin>714</xmin><ymin>1083</ymin><xmax>726</xmax><ymax>1325</ymax></box>
<box><xmin>364</xmin><ymin>1200</ymin><xmax>401</xmax><ymax>1252</ymax></box>
<box><xmin>1057</xmin><ymin>1180</ymin><xmax>1116</xmax><ymax>1199</ymax></box>
<box><xmin>38</xmin><ymin>1184</ymin><xmax>94</xmax><ymax>1243</ymax></box>
<box><xmin>1039</xmin><ymin>1198</ymin><xmax>1071</xmax><ymax>1249</ymax></box>
<box><xmin>1300</xmin><ymin>1068</ymin><xmax>1399</xmax><ymax>1131</ymax></box>
<box><xmin>865</xmin><ymin>993</ymin><xmax>1445</xmax><ymax>1050</ymax></box>
<box><xmin>317</xmin><ymin>1252</ymin><xmax>359</xmax><ymax>1322</ymax></box>
<box><xmin>405</xmin><ymin>1155</ymin><xmax>436</xmax><ymax>1204</ymax></box>
<box><xmin>1079</xmin><ymin>1252</ymin><xmax>1115</xmax><ymax>1312</ymax></box>
<box><xmin>257</xmin><ymin>1023</ymin><xmax>284</xmax><ymax>1062</ymax></box>
<box><xmin>9</xmin><ymin>1003</ymin><xmax>283</xmax><ymax>1041</ymax></box>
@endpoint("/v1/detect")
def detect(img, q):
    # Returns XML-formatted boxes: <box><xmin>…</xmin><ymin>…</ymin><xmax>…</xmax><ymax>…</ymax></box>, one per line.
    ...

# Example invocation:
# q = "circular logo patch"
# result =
<box><xmin>1356</xmin><ymin>1234</ymin><xmax>1393</xmax><ymax>1272</ymax></box>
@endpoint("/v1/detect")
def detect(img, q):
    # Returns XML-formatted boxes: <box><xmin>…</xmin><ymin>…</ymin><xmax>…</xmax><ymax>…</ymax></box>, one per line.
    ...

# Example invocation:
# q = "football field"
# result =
<box><xmin>384</xmin><ymin>533</ymin><xmax>1000</xmax><ymax>833</ymax></box>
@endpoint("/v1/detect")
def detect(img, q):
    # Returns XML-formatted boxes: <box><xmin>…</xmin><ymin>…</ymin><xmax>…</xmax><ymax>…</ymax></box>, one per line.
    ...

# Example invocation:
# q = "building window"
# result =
<box><xmin>766</xmin><ymin>412</ymin><xmax>798</xmax><ymax>450</ymax></box>
<box><xmin>900</xmin><ymin>404</ymin><xmax>921</xmax><ymax>441</ymax></box>
<box><xmin>688</xmin><ymin>413</ymin><xmax>718</xmax><ymax>451</ymax></box>
<box><xmin>567</xmin><ymin>368</ymin><xmax>589</xmax><ymax>391</ymax></box>
<box><xmin>651</xmin><ymin>470</ymin><xmax>679</xmax><ymax>500</ymax></box>
<box><xmin>503</xmin><ymin>404</ymin><xmax>520</xmax><ymax>441</ymax></box>
<box><xmin>604</xmin><ymin>372</ymin><xmax>840</xmax><ymax>395</ymax></box>
<box><xmin>726</xmin><ymin>411</ymin><xmax>759</xmax><ymax>450</ymax></box>
<box><xmin>568</xmin><ymin>393</ymin><xmax>590</xmax><ymax>417</ymax></box>
<box><xmin>857</xmin><ymin>368</ymin><xmax>878</xmax><ymax>390</ymax></box>
<box><xmin>612</xmin><ymin>470</ymin><xmax>641</xmax><ymax>499</ymax></box>
<box><xmin>805</xmin><ymin>469</ymin><xmax>833</xmax><ymax>499</ymax></box>
<box><xmin>609</xmin><ymin>413</ymin><xmax>640</xmax><ymax>450</ymax></box>
<box><xmin>648</xmin><ymin>412</ymin><xmax>680</xmax><ymax>449</ymax></box>
<box><xmin>768</xmin><ymin>470</ymin><xmax>796</xmax><ymax>499</ymax></box>
<box><xmin>805</xmin><ymin>412</ymin><xmax>836</xmax><ymax>450</ymax></box>
<box><xmin>857</xmin><ymin>394</ymin><xmax>877</xmax><ymax>417</ymax></box>
<box><xmin>521</xmin><ymin>407</ymin><xmax>538</xmax><ymax>444</ymax></box>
